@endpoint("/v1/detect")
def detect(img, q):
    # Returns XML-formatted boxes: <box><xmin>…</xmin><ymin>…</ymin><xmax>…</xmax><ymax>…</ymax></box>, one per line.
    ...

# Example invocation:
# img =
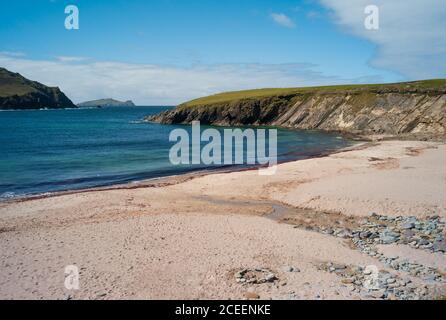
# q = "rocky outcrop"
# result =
<box><xmin>0</xmin><ymin>67</ymin><xmax>76</xmax><ymax>110</ymax></box>
<box><xmin>147</xmin><ymin>86</ymin><xmax>446</xmax><ymax>140</ymax></box>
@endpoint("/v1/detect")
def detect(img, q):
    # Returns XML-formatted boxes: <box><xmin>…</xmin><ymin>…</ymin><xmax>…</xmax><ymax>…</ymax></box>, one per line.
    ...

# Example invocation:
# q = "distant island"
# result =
<box><xmin>77</xmin><ymin>98</ymin><xmax>136</xmax><ymax>108</ymax></box>
<box><xmin>0</xmin><ymin>67</ymin><xmax>76</xmax><ymax>110</ymax></box>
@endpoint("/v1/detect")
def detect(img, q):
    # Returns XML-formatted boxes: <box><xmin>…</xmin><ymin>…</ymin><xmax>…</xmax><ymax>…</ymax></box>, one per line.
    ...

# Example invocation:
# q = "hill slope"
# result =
<box><xmin>147</xmin><ymin>80</ymin><xmax>446</xmax><ymax>140</ymax></box>
<box><xmin>0</xmin><ymin>67</ymin><xmax>76</xmax><ymax>110</ymax></box>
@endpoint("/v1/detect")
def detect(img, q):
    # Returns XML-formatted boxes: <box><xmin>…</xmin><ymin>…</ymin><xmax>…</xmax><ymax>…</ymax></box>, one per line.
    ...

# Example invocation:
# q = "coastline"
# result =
<box><xmin>1</xmin><ymin>139</ymin><xmax>446</xmax><ymax>300</ymax></box>
<box><xmin>0</xmin><ymin>106</ymin><xmax>358</xmax><ymax>202</ymax></box>
<box><xmin>1</xmin><ymin>138</ymin><xmax>367</xmax><ymax>204</ymax></box>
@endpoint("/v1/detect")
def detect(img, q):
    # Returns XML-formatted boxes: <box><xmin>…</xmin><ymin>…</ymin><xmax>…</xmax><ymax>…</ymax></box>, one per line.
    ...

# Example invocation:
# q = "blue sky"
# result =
<box><xmin>0</xmin><ymin>0</ymin><xmax>445</xmax><ymax>104</ymax></box>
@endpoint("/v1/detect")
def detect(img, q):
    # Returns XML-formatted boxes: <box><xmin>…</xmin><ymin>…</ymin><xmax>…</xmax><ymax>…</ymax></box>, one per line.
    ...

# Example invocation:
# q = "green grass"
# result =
<box><xmin>0</xmin><ymin>84</ymin><xmax>36</xmax><ymax>97</ymax></box>
<box><xmin>180</xmin><ymin>79</ymin><xmax>446</xmax><ymax>108</ymax></box>
<box><xmin>0</xmin><ymin>67</ymin><xmax>38</xmax><ymax>97</ymax></box>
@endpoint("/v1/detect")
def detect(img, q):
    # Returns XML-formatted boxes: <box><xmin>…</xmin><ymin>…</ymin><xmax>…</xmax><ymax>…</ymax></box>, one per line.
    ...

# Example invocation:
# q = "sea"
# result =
<box><xmin>0</xmin><ymin>106</ymin><xmax>353</xmax><ymax>199</ymax></box>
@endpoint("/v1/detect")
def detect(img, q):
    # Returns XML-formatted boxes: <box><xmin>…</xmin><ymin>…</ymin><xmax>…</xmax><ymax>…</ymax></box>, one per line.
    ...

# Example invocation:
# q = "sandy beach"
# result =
<box><xmin>1</xmin><ymin>140</ymin><xmax>446</xmax><ymax>300</ymax></box>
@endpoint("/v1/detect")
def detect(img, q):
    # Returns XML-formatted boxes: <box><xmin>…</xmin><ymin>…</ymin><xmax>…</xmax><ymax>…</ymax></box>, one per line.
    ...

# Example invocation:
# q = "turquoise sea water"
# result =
<box><xmin>0</xmin><ymin>107</ymin><xmax>353</xmax><ymax>199</ymax></box>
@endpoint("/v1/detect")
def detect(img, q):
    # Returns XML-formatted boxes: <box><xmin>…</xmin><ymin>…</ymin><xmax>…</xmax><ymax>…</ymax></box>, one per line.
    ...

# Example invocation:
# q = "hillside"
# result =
<box><xmin>0</xmin><ymin>67</ymin><xmax>76</xmax><ymax>110</ymax></box>
<box><xmin>147</xmin><ymin>80</ymin><xmax>446</xmax><ymax>140</ymax></box>
<box><xmin>77</xmin><ymin>98</ymin><xmax>135</xmax><ymax>108</ymax></box>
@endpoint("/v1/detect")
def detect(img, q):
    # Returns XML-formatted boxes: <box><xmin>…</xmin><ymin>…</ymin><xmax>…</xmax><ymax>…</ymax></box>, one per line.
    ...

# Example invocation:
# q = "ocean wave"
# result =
<box><xmin>129</xmin><ymin>120</ymin><xmax>145</xmax><ymax>124</ymax></box>
<box><xmin>0</xmin><ymin>191</ymin><xmax>17</xmax><ymax>199</ymax></box>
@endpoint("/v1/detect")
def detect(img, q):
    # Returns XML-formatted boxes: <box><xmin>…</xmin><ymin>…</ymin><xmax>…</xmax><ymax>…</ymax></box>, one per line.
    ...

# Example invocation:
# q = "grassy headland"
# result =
<box><xmin>180</xmin><ymin>79</ymin><xmax>446</xmax><ymax>108</ymax></box>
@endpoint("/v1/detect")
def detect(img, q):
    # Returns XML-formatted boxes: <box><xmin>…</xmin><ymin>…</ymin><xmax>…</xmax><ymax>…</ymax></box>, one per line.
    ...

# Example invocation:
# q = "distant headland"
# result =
<box><xmin>0</xmin><ymin>67</ymin><xmax>136</xmax><ymax>110</ymax></box>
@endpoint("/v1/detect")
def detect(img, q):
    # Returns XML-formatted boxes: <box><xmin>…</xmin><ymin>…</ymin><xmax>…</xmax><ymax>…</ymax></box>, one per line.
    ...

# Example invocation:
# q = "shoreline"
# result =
<box><xmin>2</xmin><ymin>139</ymin><xmax>369</xmax><ymax>204</ymax></box>
<box><xmin>1</xmin><ymin>139</ymin><xmax>446</xmax><ymax>300</ymax></box>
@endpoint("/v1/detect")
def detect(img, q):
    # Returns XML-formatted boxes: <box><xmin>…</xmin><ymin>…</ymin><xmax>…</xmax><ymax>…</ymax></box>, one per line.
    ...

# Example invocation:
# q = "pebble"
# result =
<box><xmin>401</xmin><ymin>222</ymin><xmax>415</xmax><ymax>230</ymax></box>
<box><xmin>234</xmin><ymin>268</ymin><xmax>278</xmax><ymax>285</ymax></box>
<box><xmin>294</xmin><ymin>213</ymin><xmax>446</xmax><ymax>300</ymax></box>
<box><xmin>432</xmin><ymin>241</ymin><xmax>446</xmax><ymax>253</ymax></box>
<box><xmin>360</xmin><ymin>231</ymin><xmax>372</xmax><ymax>239</ymax></box>
<box><xmin>282</xmin><ymin>266</ymin><xmax>295</xmax><ymax>273</ymax></box>
<box><xmin>265</xmin><ymin>273</ymin><xmax>277</xmax><ymax>282</ymax></box>
<box><xmin>244</xmin><ymin>292</ymin><xmax>260</xmax><ymax>300</ymax></box>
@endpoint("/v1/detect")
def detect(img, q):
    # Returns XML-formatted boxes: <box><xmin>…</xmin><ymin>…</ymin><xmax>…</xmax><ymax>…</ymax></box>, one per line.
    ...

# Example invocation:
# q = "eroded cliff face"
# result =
<box><xmin>148</xmin><ymin>89</ymin><xmax>446</xmax><ymax>139</ymax></box>
<box><xmin>0</xmin><ymin>88</ymin><xmax>76</xmax><ymax>110</ymax></box>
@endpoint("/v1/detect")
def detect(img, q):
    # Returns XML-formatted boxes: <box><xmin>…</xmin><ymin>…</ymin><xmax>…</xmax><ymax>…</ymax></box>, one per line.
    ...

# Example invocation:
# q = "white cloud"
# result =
<box><xmin>306</xmin><ymin>11</ymin><xmax>323</xmax><ymax>19</ymax></box>
<box><xmin>319</xmin><ymin>0</ymin><xmax>446</xmax><ymax>79</ymax></box>
<box><xmin>0</xmin><ymin>54</ymin><xmax>385</xmax><ymax>105</ymax></box>
<box><xmin>0</xmin><ymin>51</ymin><xmax>26</xmax><ymax>57</ymax></box>
<box><xmin>271</xmin><ymin>13</ymin><xmax>296</xmax><ymax>28</ymax></box>
<box><xmin>55</xmin><ymin>56</ymin><xmax>88</xmax><ymax>62</ymax></box>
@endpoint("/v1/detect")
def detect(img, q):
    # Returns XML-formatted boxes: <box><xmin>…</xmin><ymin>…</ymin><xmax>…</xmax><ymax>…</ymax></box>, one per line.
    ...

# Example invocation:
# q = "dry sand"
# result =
<box><xmin>1</xmin><ymin>140</ymin><xmax>446</xmax><ymax>300</ymax></box>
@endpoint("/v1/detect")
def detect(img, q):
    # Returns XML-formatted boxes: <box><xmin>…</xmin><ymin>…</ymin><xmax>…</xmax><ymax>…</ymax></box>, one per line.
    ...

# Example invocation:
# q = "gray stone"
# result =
<box><xmin>360</xmin><ymin>231</ymin><xmax>372</xmax><ymax>239</ymax></box>
<box><xmin>265</xmin><ymin>273</ymin><xmax>277</xmax><ymax>282</ymax></box>
<box><xmin>401</xmin><ymin>222</ymin><xmax>415</xmax><ymax>230</ymax></box>
<box><xmin>423</xmin><ymin>274</ymin><xmax>438</xmax><ymax>282</ymax></box>
<box><xmin>380</xmin><ymin>235</ymin><xmax>399</xmax><ymax>244</ymax></box>
<box><xmin>432</xmin><ymin>241</ymin><xmax>446</xmax><ymax>252</ymax></box>
<box><xmin>332</xmin><ymin>264</ymin><xmax>347</xmax><ymax>271</ymax></box>
<box><xmin>417</xmin><ymin>239</ymin><xmax>430</xmax><ymax>246</ymax></box>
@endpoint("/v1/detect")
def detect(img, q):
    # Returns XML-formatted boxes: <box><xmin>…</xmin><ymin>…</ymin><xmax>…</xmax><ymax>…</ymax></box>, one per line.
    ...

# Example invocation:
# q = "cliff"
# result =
<box><xmin>147</xmin><ymin>80</ymin><xmax>446</xmax><ymax>140</ymax></box>
<box><xmin>77</xmin><ymin>98</ymin><xmax>135</xmax><ymax>108</ymax></box>
<box><xmin>0</xmin><ymin>67</ymin><xmax>76</xmax><ymax>110</ymax></box>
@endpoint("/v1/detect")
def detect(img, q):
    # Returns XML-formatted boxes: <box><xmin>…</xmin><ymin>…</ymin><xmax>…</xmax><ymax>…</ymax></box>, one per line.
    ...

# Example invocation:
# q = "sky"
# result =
<box><xmin>0</xmin><ymin>0</ymin><xmax>445</xmax><ymax>105</ymax></box>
